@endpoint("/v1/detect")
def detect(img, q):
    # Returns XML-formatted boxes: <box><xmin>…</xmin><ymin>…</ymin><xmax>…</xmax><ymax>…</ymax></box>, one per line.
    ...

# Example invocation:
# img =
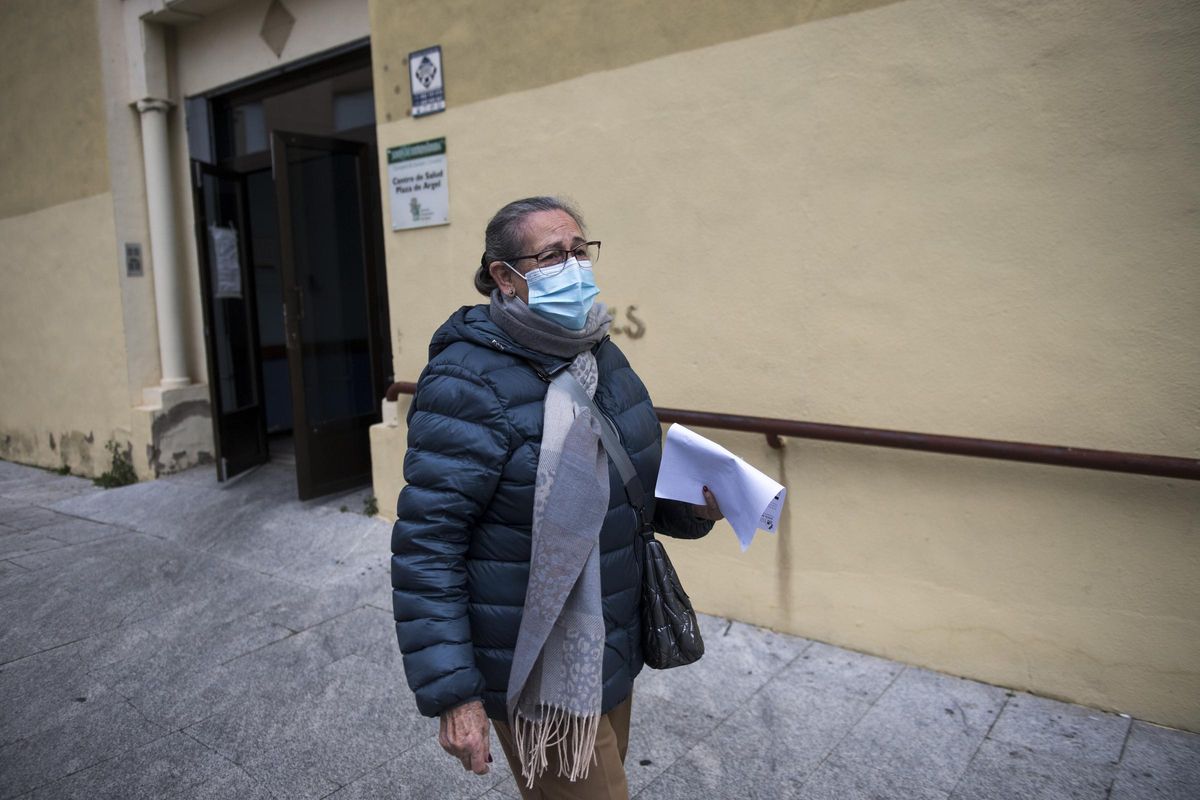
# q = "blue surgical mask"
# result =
<box><xmin>509</xmin><ymin>257</ymin><xmax>599</xmax><ymax>330</ymax></box>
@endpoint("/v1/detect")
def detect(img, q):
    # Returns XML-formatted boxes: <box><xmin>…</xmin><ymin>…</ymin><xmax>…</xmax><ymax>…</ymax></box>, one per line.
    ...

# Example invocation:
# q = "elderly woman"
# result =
<box><xmin>391</xmin><ymin>196</ymin><xmax>721</xmax><ymax>799</ymax></box>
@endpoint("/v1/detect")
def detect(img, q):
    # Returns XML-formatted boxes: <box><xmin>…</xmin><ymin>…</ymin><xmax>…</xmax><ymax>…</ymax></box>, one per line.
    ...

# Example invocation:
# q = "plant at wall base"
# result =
<box><xmin>54</xmin><ymin>465</ymin><xmax>71</xmax><ymax>476</ymax></box>
<box><xmin>94</xmin><ymin>440</ymin><xmax>137</xmax><ymax>488</ymax></box>
<box><xmin>362</xmin><ymin>495</ymin><xmax>378</xmax><ymax>517</ymax></box>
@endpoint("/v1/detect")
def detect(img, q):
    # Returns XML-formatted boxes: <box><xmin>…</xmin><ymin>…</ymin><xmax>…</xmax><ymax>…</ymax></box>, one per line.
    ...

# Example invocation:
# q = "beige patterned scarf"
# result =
<box><xmin>491</xmin><ymin>291</ymin><xmax>613</xmax><ymax>786</ymax></box>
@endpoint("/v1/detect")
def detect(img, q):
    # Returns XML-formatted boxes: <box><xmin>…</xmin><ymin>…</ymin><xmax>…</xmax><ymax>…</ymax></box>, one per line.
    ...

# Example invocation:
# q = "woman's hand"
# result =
<box><xmin>692</xmin><ymin>486</ymin><xmax>724</xmax><ymax>521</ymax></box>
<box><xmin>439</xmin><ymin>700</ymin><xmax>491</xmax><ymax>774</ymax></box>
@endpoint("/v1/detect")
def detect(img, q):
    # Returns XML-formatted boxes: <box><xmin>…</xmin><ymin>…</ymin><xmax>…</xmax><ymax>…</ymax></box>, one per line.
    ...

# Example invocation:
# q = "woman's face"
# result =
<box><xmin>488</xmin><ymin>209</ymin><xmax>585</xmax><ymax>304</ymax></box>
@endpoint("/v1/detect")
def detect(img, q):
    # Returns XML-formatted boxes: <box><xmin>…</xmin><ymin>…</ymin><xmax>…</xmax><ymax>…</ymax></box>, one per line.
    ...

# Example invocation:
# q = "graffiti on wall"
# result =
<box><xmin>609</xmin><ymin>305</ymin><xmax>645</xmax><ymax>339</ymax></box>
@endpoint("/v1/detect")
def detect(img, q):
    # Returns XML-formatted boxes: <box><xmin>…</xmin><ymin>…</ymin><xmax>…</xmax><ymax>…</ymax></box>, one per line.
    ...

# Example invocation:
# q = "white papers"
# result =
<box><xmin>654</xmin><ymin>424</ymin><xmax>787</xmax><ymax>551</ymax></box>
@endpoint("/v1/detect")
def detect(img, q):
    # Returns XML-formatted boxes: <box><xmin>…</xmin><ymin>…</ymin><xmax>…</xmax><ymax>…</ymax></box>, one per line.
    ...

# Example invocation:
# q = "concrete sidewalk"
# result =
<box><xmin>0</xmin><ymin>457</ymin><xmax>1196</xmax><ymax>799</ymax></box>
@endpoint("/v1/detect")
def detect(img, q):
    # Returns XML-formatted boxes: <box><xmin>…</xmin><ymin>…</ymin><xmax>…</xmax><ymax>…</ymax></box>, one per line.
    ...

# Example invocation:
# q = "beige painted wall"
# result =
<box><xmin>368</xmin><ymin>0</ymin><xmax>1200</xmax><ymax>730</ymax></box>
<box><xmin>0</xmin><ymin>0</ymin><xmax>133</xmax><ymax>476</ymax></box>
<box><xmin>370</xmin><ymin>0</ymin><xmax>901</xmax><ymax>123</ymax></box>
<box><xmin>0</xmin><ymin>0</ymin><xmax>110</xmax><ymax>218</ymax></box>
<box><xmin>173</xmin><ymin>0</ymin><xmax>370</xmax><ymax>97</ymax></box>
<box><xmin>0</xmin><ymin>194</ymin><xmax>132</xmax><ymax>475</ymax></box>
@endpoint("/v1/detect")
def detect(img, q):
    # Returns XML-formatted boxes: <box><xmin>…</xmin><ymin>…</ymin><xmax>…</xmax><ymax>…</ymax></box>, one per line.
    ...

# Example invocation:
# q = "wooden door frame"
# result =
<box><xmin>271</xmin><ymin>130</ymin><xmax>385</xmax><ymax>499</ymax></box>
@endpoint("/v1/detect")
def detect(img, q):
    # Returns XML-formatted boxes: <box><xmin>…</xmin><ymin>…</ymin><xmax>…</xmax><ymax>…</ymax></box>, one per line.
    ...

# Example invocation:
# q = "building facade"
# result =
<box><xmin>1</xmin><ymin>0</ymin><xmax>1197</xmax><ymax>730</ymax></box>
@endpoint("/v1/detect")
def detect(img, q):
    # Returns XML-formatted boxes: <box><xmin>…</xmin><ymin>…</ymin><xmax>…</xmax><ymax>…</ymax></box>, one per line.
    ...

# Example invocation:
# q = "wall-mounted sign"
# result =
<box><xmin>124</xmin><ymin>242</ymin><xmax>143</xmax><ymax>277</ymax></box>
<box><xmin>387</xmin><ymin>138</ymin><xmax>449</xmax><ymax>231</ymax></box>
<box><xmin>408</xmin><ymin>45</ymin><xmax>445</xmax><ymax>117</ymax></box>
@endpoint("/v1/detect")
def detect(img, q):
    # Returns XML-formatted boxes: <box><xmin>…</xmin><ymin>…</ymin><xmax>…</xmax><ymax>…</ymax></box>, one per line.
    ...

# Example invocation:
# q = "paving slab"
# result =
<box><xmin>634</xmin><ymin>613</ymin><xmax>810</xmax><ymax>719</ymax></box>
<box><xmin>91</xmin><ymin>613</ymin><xmax>296</xmax><ymax>720</ymax></box>
<box><xmin>0</xmin><ymin>528</ymin><xmax>69</xmax><ymax>560</ymax></box>
<box><xmin>948</xmin><ymin>738</ymin><xmax>1116</xmax><ymax>800</ymax></box>
<box><xmin>0</xmin><ymin>531</ymin><xmax>296</xmax><ymax>664</ymax></box>
<box><xmin>645</xmin><ymin>678</ymin><xmax>871</xmax><ymax>799</ymax></box>
<box><xmin>26</xmin><ymin>517</ymin><xmax>126</xmax><ymax>547</ymax></box>
<box><xmin>184</xmin><ymin>654</ymin><xmax>429</xmax><ymax>799</ymax></box>
<box><xmin>327</xmin><ymin>735</ymin><xmax>511</xmax><ymax>800</ymax></box>
<box><xmin>0</xmin><ymin>622</ymin><xmax>157</xmax><ymax>746</ymax></box>
<box><xmin>200</xmin><ymin>502</ymin><xmax>386</xmax><ymax>586</ymax></box>
<box><xmin>24</xmin><ymin>732</ymin><xmax>232</xmax><ymax>800</ymax></box>
<box><xmin>813</xmin><ymin>666</ymin><xmax>1009</xmax><ymax>796</ymax></box>
<box><xmin>1110</xmin><ymin>721</ymin><xmax>1200</xmax><ymax>800</ymax></box>
<box><xmin>0</xmin><ymin>473</ymin><xmax>97</xmax><ymax>506</ymax></box>
<box><xmin>0</xmin><ymin>697</ymin><xmax>165</xmax><ymax>798</ymax></box>
<box><xmin>169</xmin><ymin>764</ymin><xmax>278</xmax><ymax>800</ymax></box>
<box><xmin>254</xmin><ymin>578</ymin><xmax>377</xmax><ymax>634</ymax></box>
<box><xmin>124</xmin><ymin>607</ymin><xmax>382</xmax><ymax>731</ymax></box>
<box><xmin>48</xmin><ymin>479</ymin><xmax>246</xmax><ymax>542</ymax></box>
<box><xmin>0</xmin><ymin>506</ymin><xmax>73</xmax><ymax>534</ymax></box>
<box><xmin>795</xmin><ymin>753</ymin><xmax>953</xmax><ymax>800</ymax></box>
<box><xmin>0</xmin><ymin>461</ymin><xmax>35</xmax><ymax>480</ymax></box>
<box><xmin>988</xmin><ymin>690</ymin><xmax>1130</xmax><ymax>765</ymax></box>
<box><xmin>624</xmin><ymin>692</ymin><xmax>728</xmax><ymax>795</ymax></box>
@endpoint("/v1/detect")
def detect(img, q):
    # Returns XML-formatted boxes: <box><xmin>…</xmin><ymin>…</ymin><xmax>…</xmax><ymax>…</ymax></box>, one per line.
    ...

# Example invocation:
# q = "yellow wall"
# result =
<box><xmin>368</xmin><ymin>0</ymin><xmax>1200</xmax><ymax>731</ymax></box>
<box><xmin>0</xmin><ymin>0</ymin><xmax>110</xmax><ymax>218</ymax></box>
<box><xmin>0</xmin><ymin>195</ymin><xmax>131</xmax><ymax>475</ymax></box>
<box><xmin>0</xmin><ymin>0</ymin><xmax>132</xmax><ymax>476</ymax></box>
<box><xmin>370</xmin><ymin>0</ymin><xmax>901</xmax><ymax>122</ymax></box>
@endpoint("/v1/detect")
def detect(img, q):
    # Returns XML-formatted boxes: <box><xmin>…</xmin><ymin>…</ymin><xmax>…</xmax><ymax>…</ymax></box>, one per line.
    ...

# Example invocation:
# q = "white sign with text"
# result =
<box><xmin>387</xmin><ymin>138</ymin><xmax>449</xmax><ymax>231</ymax></box>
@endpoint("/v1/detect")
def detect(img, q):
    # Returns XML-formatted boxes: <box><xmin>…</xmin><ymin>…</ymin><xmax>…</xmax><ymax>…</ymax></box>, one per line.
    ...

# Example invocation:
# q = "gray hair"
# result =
<box><xmin>474</xmin><ymin>196</ymin><xmax>586</xmax><ymax>296</ymax></box>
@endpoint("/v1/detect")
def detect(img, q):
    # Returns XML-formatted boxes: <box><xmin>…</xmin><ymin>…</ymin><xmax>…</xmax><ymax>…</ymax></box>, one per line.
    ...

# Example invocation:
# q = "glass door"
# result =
<box><xmin>271</xmin><ymin>131</ymin><xmax>386</xmax><ymax>500</ymax></box>
<box><xmin>191</xmin><ymin>162</ymin><xmax>270</xmax><ymax>480</ymax></box>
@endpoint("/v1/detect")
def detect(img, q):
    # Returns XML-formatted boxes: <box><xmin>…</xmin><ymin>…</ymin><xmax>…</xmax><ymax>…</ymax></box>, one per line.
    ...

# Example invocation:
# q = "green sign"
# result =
<box><xmin>387</xmin><ymin>138</ymin><xmax>446</xmax><ymax>163</ymax></box>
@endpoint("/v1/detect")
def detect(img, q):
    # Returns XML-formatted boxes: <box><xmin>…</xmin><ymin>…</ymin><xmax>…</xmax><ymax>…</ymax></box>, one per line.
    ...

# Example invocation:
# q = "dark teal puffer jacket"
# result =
<box><xmin>391</xmin><ymin>304</ymin><xmax>712</xmax><ymax>721</ymax></box>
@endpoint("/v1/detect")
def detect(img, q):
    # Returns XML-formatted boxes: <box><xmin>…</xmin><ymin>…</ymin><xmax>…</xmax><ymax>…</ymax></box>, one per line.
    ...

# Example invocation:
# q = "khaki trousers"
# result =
<box><xmin>493</xmin><ymin>694</ymin><xmax>633</xmax><ymax>800</ymax></box>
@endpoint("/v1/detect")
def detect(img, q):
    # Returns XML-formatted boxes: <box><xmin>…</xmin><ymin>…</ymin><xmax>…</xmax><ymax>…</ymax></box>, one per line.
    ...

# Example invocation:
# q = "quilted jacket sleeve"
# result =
<box><xmin>653</xmin><ymin>498</ymin><xmax>715</xmax><ymax>540</ymax></box>
<box><xmin>391</xmin><ymin>364</ymin><xmax>511</xmax><ymax>717</ymax></box>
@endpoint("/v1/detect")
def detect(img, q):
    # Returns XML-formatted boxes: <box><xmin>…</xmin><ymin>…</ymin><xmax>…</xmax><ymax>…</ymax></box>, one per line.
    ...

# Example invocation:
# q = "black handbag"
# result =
<box><xmin>638</xmin><ymin>531</ymin><xmax>705</xmax><ymax>668</ymax></box>
<box><xmin>554</xmin><ymin>373</ymin><xmax>705</xmax><ymax>669</ymax></box>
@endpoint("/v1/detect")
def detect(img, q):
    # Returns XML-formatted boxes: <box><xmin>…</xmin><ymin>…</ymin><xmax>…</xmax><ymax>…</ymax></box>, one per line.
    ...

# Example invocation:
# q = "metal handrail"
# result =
<box><xmin>384</xmin><ymin>381</ymin><xmax>1199</xmax><ymax>481</ymax></box>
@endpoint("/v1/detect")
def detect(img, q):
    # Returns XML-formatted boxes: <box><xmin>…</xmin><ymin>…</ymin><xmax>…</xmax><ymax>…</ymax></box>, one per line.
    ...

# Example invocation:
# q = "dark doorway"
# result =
<box><xmin>191</xmin><ymin>163</ymin><xmax>270</xmax><ymax>480</ymax></box>
<box><xmin>188</xmin><ymin>44</ymin><xmax>391</xmax><ymax>499</ymax></box>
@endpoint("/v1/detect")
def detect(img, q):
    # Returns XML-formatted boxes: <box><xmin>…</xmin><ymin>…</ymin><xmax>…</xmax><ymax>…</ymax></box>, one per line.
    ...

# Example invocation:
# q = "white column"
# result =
<box><xmin>135</xmin><ymin>97</ymin><xmax>190</xmax><ymax>389</ymax></box>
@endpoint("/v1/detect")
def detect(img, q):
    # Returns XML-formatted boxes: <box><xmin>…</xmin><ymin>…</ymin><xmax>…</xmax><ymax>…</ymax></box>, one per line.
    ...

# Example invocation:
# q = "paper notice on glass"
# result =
<box><xmin>208</xmin><ymin>224</ymin><xmax>242</xmax><ymax>299</ymax></box>
<box><xmin>654</xmin><ymin>424</ymin><xmax>787</xmax><ymax>551</ymax></box>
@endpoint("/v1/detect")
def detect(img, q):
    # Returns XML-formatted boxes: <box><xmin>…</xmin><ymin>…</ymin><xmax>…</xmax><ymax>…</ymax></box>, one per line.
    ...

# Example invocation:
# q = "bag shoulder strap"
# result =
<box><xmin>552</xmin><ymin>371</ymin><xmax>652</xmax><ymax>531</ymax></box>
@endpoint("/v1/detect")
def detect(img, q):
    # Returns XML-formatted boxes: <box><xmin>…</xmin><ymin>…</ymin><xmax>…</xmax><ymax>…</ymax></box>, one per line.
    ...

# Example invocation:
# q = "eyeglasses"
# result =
<box><xmin>503</xmin><ymin>241</ymin><xmax>601</xmax><ymax>277</ymax></box>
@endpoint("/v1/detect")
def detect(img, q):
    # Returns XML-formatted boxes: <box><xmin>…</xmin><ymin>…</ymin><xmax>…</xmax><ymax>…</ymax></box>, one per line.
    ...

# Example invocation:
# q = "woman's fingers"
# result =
<box><xmin>704</xmin><ymin>486</ymin><xmax>722</xmax><ymax>517</ymax></box>
<box><xmin>468</xmin><ymin>738</ymin><xmax>491</xmax><ymax>774</ymax></box>
<box><xmin>692</xmin><ymin>486</ymin><xmax>725</xmax><ymax>520</ymax></box>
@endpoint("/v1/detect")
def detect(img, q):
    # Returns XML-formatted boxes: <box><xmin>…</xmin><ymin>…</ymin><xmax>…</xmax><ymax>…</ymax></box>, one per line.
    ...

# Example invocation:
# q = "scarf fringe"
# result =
<box><xmin>512</xmin><ymin>705</ymin><xmax>601</xmax><ymax>788</ymax></box>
